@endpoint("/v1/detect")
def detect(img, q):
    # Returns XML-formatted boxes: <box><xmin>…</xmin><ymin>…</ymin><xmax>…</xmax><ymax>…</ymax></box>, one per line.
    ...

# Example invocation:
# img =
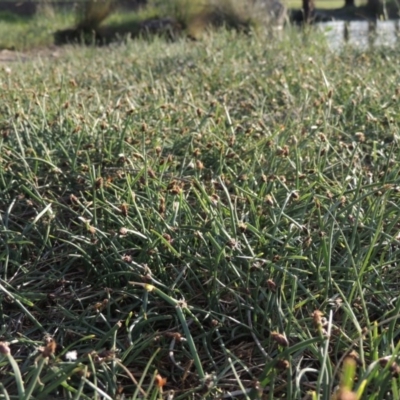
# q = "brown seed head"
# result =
<box><xmin>0</xmin><ymin>342</ymin><xmax>10</xmax><ymax>356</ymax></box>
<box><xmin>391</xmin><ymin>362</ymin><xmax>400</xmax><ymax>377</ymax></box>
<box><xmin>238</xmin><ymin>222</ymin><xmax>247</xmax><ymax>232</ymax></box>
<box><xmin>210</xmin><ymin>194</ymin><xmax>219</xmax><ymax>206</ymax></box>
<box><xmin>170</xmin><ymin>185</ymin><xmax>182</xmax><ymax>195</ymax></box>
<box><xmin>122</xmin><ymin>254</ymin><xmax>132</xmax><ymax>263</ymax></box>
<box><xmin>196</xmin><ymin>160</ymin><xmax>204</xmax><ymax>170</ymax></box>
<box><xmin>163</xmin><ymin>233</ymin><xmax>173</xmax><ymax>243</ymax></box>
<box><xmin>271</xmin><ymin>332</ymin><xmax>289</xmax><ymax>347</ymax></box>
<box><xmin>276</xmin><ymin>359</ymin><xmax>290</xmax><ymax>370</ymax></box>
<box><xmin>164</xmin><ymin>332</ymin><xmax>184</xmax><ymax>342</ymax></box>
<box><xmin>120</xmin><ymin>203</ymin><xmax>129</xmax><ymax>217</ymax></box>
<box><xmin>276</xmin><ymin>145</ymin><xmax>289</xmax><ymax>157</ymax></box>
<box><xmin>267</xmin><ymin>279</ymin><xmax>276</xmax><ymax>292</ymax></box>
<box><xmin>355</xmin><ymin>132</ymin><xmax>365</xmax><ymax>142</ymax></box>
<box><xmin>291</xmin><ymin>191</ymin><xmax>300</xmax><ymax>200</ymax></box>
<box><xmin>70</xmin><ymin>194</ymin><xmax>79</xmax><ymax>204</ymax></box>
<box><xmin>312</xmin><ymin>310</ymin><xmax>324</xmax><ymax>328</ymax></box>
<box><xmin>226</xmin><ymin>238</ymin><xmax>238</xmax><ymax>249</ymax></box>
<box><xmin>193</xmin><ymin>148</ymin><xmax>201</xmax><ymax>157</ymax></box>
<box><xmin>379</xmin><ymin>357</ymin><xmax>400</xmax><ymax>377</ymax></box>
<box><xmin>265</xmin><ymin>194</ymin><xmax>274</xmax><ymax>206</ymax></box>
<box><xmin>261</xmin><ymin>174</ymin><xmax>267</xmax><ymax>183</ymax></box>
<box><xmin>347</xmin><ymin>350</ymin><xmax>361</xmax><ymax>366</ymax></box>
<box><xmin>42</xmin><ymin>337</ymin><xmax>57</xmax><ymax>358</ymax></box>
<box><xmin>95</xmin><ymin>177</ymin><xmax>103</xmax><ymax>189</ymax></box>
<box><xmin>159</xmin><ymin>197</ymin><xmax>166</xmax><ymax>214</ymax></box>
<box><xmin>155</xmin><ymin>373</ymin><xmax>167</xmax><ymax>388</ymax></box>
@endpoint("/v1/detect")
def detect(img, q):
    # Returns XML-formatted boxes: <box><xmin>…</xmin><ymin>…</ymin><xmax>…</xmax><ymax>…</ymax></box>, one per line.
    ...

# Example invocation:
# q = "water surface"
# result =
<box><xmin>320</xmin><ymin>19</ymin><xmax>400</xmax><ymax>49</ymax></box>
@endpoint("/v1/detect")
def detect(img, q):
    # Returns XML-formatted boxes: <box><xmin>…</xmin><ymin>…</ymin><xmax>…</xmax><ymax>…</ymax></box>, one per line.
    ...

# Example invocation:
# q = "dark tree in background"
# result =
<box><xmin>117</xmin><ymin>0</ymin><xmax>147</xmax><ymax>9</ymax></box>
<box><xmin>302</xmin><ymin>0</ymin><xmax>315</xmax><ymax>22</ymax></box>
<box><xmin>367</xmin><ymin>0</ymin><xmax>384</xmax><ymax>16</ymax></box>
<box><xmin>0</xmin><ymin>0</ymin><xmax>37</xmax><ymax>16</ymax></box>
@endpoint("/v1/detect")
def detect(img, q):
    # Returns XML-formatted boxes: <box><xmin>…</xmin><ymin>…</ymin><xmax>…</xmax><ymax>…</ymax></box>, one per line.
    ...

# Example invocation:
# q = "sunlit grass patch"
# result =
<box><xmin>0</xmin><ymin>11</ymin><xmax>74</xmax><ymax>50</ymax></box>
<box><xmin>1</xmin><ymin>26</ymin><xmax>400</xmax><ymax>399</ymax></box>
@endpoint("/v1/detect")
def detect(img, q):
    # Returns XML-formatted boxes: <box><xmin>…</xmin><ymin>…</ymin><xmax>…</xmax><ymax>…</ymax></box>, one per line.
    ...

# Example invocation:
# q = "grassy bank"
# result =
<box><xmin>0</xmin><ymin>10</ymin><xmax>75</xmax><ymax>50</ymax></box>
<box><xmin>1</xmin><ymin>24</ymin><xmax>400</xmax><ymax>400</ymax></box>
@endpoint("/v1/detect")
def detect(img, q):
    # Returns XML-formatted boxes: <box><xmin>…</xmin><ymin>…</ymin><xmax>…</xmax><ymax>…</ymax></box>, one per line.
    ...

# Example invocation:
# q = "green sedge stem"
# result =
<box><xmin>5</xmin><ymin>353</ymin><xmax>25</xmax><ymax>398</ymax></box>
<box><xmin>176</xmin><ymin>305</ymin><xmax>205</xmax><ymax>381</ymax></box>
<box><xmin>24</xmin><ymin>356</ymin><xmax>47</xmax><ymax>400</ymax></box>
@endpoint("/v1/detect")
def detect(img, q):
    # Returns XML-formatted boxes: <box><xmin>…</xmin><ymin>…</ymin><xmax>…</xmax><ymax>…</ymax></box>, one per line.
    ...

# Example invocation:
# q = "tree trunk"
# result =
<box><xmin>345</xmin><ymin>0</ymin><xmax>355</xmax><ymax>7</ymax></box>
<box><xmin>302</xmin><ymin>0</ymin><xmax>315</xmax><ymax>22</ymax></box>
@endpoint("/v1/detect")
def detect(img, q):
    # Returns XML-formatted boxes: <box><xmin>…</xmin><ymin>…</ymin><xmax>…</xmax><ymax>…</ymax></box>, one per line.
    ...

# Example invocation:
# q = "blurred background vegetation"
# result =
<box><xmin>0</xmin><ymin>0</ymin><xmax>398</xmax><ymax>50</ymax></box>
